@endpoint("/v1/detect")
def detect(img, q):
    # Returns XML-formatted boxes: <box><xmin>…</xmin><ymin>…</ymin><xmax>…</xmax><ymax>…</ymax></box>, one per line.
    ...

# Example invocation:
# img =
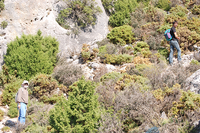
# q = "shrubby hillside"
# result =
<box><xmin>1</xmin><ymin>0</ymin><xmax>200</xmax><ymax>132</ymax></box>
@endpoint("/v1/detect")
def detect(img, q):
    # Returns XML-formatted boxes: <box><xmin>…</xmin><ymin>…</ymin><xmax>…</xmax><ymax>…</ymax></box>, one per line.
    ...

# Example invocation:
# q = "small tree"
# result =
<box><xmin>50</xmin><ymin>78</ymin><xmax>100</xmax><ymax>132</ymax></box>
<box><xmin>4</xmin><ymin>30</ymin><xmax>59</xmax><ymax>80</ymax></box>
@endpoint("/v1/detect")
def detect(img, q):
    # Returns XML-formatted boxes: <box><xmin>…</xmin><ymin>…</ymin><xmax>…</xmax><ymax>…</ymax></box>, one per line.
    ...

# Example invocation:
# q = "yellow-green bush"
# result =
<box><xmin>153</xmin><ymin>84</ymin><xmax>200</xmax><ymax>117</ymax></box>
<box><xmin>29</xmin><ymin>74</ymin><xmax>68</xmax><ymax>103</ymax></box>
<box><xmin>107</xmin><ymin>25</ymin><xmax>135</xmax><ymax>45</ymax></box>
<box><xmin>157</xmin><ymin>0</ymin><xmax>171</xmax><ymax>11</ymax></box>
<box><xmin>1</xmin><ymin>126</ymin><xmax>10</xmax><ymax>132</ymax></box>
<box><xmin>2</xmin><ymin>79</ymin><xmax>23</xmax><ymax>105</ymax></box>
<box><xmin>7</xmin><ymin>100</ymin><xmax>18</xmax><ymax>118</ymax></box>
<box><xmin>133</xmin><ymin>41</ymin><xmax>152</xmax><ymax>58</ymax></box>
<box><xmin>190</xmin><ymin>59</ymin><xmax>199</xmax><ymax>65</ymax></box>
<box><xmin>0</xmin><ymin>109</ymin><xmax>4</xmax><ymax>121</ymax></box>
<box><xmin>100</xmin><ymin>72</ymin><xmax>124</xmax><ymax>82</ymax></box>
<box><xmin>104</xmin><ymin>54</ymin><xmax>133</xmax><ymax>65</ymax></box>
<box><xmin>133</xmin><ymin>56</ymin><xmax>151</xmax><ymax>65</ymax></box>
<box><xmin>115</xmin><ymin>73</ymin><xmax>151</xmax><ymax>91</ymax></box>
<box><xmin>192</xmin><ymin>5</ymin><xmax>200</xmax><ymax>15</ymax></box>
<box><xmin>0</xmin><ymin>0</ymin><xmax>4</xmax><ymax>12</ymax></box>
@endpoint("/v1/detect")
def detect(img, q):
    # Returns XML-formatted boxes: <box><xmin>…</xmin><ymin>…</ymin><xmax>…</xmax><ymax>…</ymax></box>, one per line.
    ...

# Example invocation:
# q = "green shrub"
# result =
<box><xmin>2</xmin><ymin>79</ymin><xmax>23</xmax><ymax>105</ymax></box>
<box><xmin>157</xmin><ymin>0</ymin><xmax>171</xmax><ymax>11</ymax></box>
<box><xmin>4</xmin><ymin>30</ymin><xmax>59</xmax><ymax>80</ymax></box>
<box><xmin>107</xmin><ymin>25</ymin><xmax>135</xmax><ymax>45</ymax></box>
<box><xmin>7</xmin><ymin>100</ymin><xmax>18</xmax><ymax>118</ymax></box>
<box><xmin>104</xmin><ymin>54</ymin><xmax>133</xmax><ymax>65</ymax></box>
<box><xmin>192</xmin><ymin>5</ymin><xmax>200</xmax><ymax>15</ymax></box>
<box><xmin>158</xmin><ymin>48</ymin><xmax>169</xmax><ymax>58</ymax></box>
<box><xmin>1</xmin><ymin>126</ymin><xmax>10</xmax><ymax>132</ymax></box>
<box><xmin>0</xmin><ymin>65</ymin><xmax>18</xmax><ymax>88</ymax></box>
<box><xmin>190</xmin><ymin>59</ymin><xmax>199</xmax><ymax>65</ymax></box>
<box><xmin>100</xmin><ymin>72</ymin><xmax>124</xmax><ymax>82</ymax></box>
<box><xmin>1</xmin><ymin>20</ymin><xmax>7</xmax><ymax>29</ymax></box>
<box><xmin>81</xmin><ymin>44</ymin><xmax>99</xmax><ymax>62</ymax></box>
<box><xmin>29</xmin><ymin>74</ymin><xmax>68</xmax><ymax>103</ymax></box>
<box><xmin>23</xmin><ymin>123</ymin><xmax>50</xmax><ymax>133</ymax></box>
<box><xmin>0</xmin><ymin>109</ymin><xmax>4</xmax><ymax>121</ymax></box>
<box><xmin>108</xmin><ymin>0</ymin><xmax>138</xmax><ymax>27</ymax></box>
<box><xmin>50</xmin><ymin>78</ymin><xmax>100</xmax><ymax>132</ymax></box>
<box><xmin>133</xmin><ymin>41</ymin><xmax>152</xmax><ymax>58</ymax></box>
<box><xmin>57</xmin><ymin>0</ymin><xmax>102</xmax><ymax>29</ymax></box>
<box><xmin>0</xmin><ymin>0</ymin><xmax>4</xmax><ymax>12</ymax></box>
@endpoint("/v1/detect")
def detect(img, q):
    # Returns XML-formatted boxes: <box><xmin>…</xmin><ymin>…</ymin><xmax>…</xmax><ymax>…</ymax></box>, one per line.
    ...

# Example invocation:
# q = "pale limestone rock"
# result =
<box><xmin>0</xmin><ymin>0</ymin><xmax>109</xmax><ymax>69</ymax></box>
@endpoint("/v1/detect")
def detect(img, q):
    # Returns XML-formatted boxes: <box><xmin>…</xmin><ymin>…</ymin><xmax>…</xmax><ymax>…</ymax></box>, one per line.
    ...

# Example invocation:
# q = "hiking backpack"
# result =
<box><xmin>164</xmin><ymin>29</ymin><xmax>172</xmax><ymax>41</ymax></box>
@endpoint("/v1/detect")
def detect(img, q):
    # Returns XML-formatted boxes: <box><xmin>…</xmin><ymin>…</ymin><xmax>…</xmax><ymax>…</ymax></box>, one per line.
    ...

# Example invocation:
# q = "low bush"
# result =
<box><xmin>133</xmin><ymin>41</ymin><xmax>152</xmax><ymax>58</ymax></box>
<box><xmin>157</xmin><ymin>0</ymin><xmax>171</xmax><ymax>11</ymax></box>
<box><xmin>50</xmin><ymin>78</ymin><xmax>100</xmax><ymax>132</ymax></box>
<box><xmin>192</xmin><ymin>5</ymin><xmax>200</xmax><ymax>15</ymax></box>
<box><xmin>4</xmin><ymin>30</ymin><xmax>59</xmax><ymax>80</ymax></box>
<box><xmin>7</xmin><ymin>100</ymin><xmax>18</xmax><ymax>118</ymax></box>
<box><xmin>57</xmin><ymin>0</ymin><xmax>102</xmax><ymax>29</ymax></box>
<box><xmin>29</xmin><ymin>74</ymin><xmax>68</xmax><ymax>103</ymax></box>
<box><xmin>158</xmin><ymin>48</ymin><xmax>169</xmax><ymax>58</ymax></box>
<box><xmin>1</xmin><ymin>126</ymin><xmax>10</xmax><ymax>132</ymax></box>
<box><xmin>0</xmin><ymin>109</ymin><xmax>4</xmax><ymax>121</ymax></box>
<box><xmin>2</xmin><ymin>79</ymin><xmax>23</xmax><ymax>105</ymax></box>
<box><xmin>22</xmin><ymin>100</ymin><xmax>54</xmax><ymax>133</ymax></box>
<box><xmin>108</xmin><ymin>0</ymin><xmax>138</xmax><ymax>27</ymax></box>
<box><xmin>100</xmin><ymin>72</ymin><xmax>124</xmax><ymax>82</ymax></box>
<box><xmin>81</xmin><ymin>44</ymin><xmax>99</xmax><ymax>62</ymax></box>
<box><xmin>107</xmin><ymin>25</ymin><xmax>135</xmax><ymax>45</ymax></box>
<box><xmin>0</xmin><ymin>0</ymin><xmax>4</xmax><ymax>12</ymax></box>
<box><xmin>133</xmin><ymin>56</ymin><xmax>151</xmax><ymax>65</ymax></box>
<box><xmin>0</xmin><ymin>65</ymin><xmax>18</xmax><ymax>88</ymax></box>
<box><xmin>53</xmin><ymin>61</ymin><xmax>83</xmax><ymax>87</ymax></box>
<box><xmin>104</xmin><ymin>54</ymin><xmax>133</xmax><ymax>65</ymax></box>
<box><xmin>1</xmin><ymin>20</ymin><xmax>7</xmax><ymax>29</ymax></box>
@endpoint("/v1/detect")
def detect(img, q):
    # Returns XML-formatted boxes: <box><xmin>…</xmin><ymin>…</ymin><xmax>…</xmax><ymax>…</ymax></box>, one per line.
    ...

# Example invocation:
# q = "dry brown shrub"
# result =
<box><xmin>53</xmin><ymin>62</ymin><xmax>83</xmax><ymax>87</ymax></box>
<box><xmin>93</xmin><ymin>65</ymin><xmax>108</xmax><ymax>82</ymax></box>
<box><xmin>133</xmin><ymin>56</ymin><xmax>151</xmax><ymax>65</ymax></box>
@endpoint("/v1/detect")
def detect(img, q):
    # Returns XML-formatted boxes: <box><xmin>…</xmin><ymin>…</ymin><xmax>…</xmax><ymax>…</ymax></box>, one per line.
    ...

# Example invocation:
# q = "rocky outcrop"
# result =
<box><xmin>0</xmin><ymin>0</ymin><xmax>109</xmax><ymax>69</ymax></box>
<box><xmin>185</xmin><ymin>69</ymin><xmax>200</xmax><ymax>94</ymax></box>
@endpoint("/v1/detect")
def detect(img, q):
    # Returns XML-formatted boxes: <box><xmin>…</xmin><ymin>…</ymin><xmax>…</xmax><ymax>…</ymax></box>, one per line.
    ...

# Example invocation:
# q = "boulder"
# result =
<box><xmin>0</xmin><ymin>0</ymin><xmax>109</xmax><ymax>70</ymax></box>
<box><xmin>185</xmin><ymin>69</ymin><xmax>200</xmax><ymax>94</ymax></box>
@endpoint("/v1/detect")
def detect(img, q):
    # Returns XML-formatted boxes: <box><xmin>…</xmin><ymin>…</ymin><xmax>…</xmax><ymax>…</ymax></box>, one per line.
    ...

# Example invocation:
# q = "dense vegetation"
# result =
<box><xmin>1</xmin><ymin>0</ymin><xmax>200</xmax><ymax>132</ymax></box>
<box><xmin>4</xmin><ymin>30</ymin><xmax>58</xmax><ymax>80</ymax></box>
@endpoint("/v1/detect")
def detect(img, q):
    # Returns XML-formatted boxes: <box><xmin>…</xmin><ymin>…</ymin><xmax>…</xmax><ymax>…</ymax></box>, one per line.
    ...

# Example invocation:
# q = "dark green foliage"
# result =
<box><xmin>50</xmin><ymin>78</ymin><xmax>100</xmax><ymax>132</ymax></box>
<box><xmin>1</xmin><ymin>20</ymin><xmax>7</xmax><ymax>29</ymax></box>
<box><xmin>2</xmin><ymin>79</ymin><xmax>23</xmax><ymax>105</ymax></box>
<box><xmin>4</xmin><ymin>30</ymin><xmax>59</xmax><ymax>80</ymax></box>
<box><xmin>158</xmin><ymin>48</ymin><xmax>169</xmax><ymax>58</ymax></box>
<box><xmin>0</xmin><ymin>65</ymin><xmax>18</xmax><ymax>88</ymax></box>
<box><xmin>108</xmin><ymin>0</ymin><xmax>138</xmax><ymax>27</ymax></box>
<box><xmin>0</xmin><ymin>0</ymin><xmax>4</xmax><ymax>12</ymax></box>
<box><xmin>57</xmin><ymin>0</ymin><xmax>102</xmax><ymax>29</ymax></box>
<box><xmin>157</xmin><ymin>0</ymin><xmax>171</xmax><ymax>11</ymax></box>
<box><xmin>7</xmin><ymin>100</ymin><xmax>18</xmax><ymax>118</ymax></box>
<box><xmin>107</xmin><ymin>25</ymin><xmax>135</xmax><ymax>45</ymax></box>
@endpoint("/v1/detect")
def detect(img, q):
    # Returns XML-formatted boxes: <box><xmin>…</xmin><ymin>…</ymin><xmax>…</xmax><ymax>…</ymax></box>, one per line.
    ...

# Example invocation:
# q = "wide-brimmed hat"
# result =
<box><xmin>22</xmin><ymin>80</ymin><xmax>29</xmax><ymax>85</ymax></box>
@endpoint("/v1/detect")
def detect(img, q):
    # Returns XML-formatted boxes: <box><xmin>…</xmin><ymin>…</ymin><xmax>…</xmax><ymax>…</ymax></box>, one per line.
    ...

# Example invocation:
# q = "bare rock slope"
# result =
<box><xmin>0</xmin><ymin>0</ymin><xmax>109</xmax><ymax>68</ymax></box>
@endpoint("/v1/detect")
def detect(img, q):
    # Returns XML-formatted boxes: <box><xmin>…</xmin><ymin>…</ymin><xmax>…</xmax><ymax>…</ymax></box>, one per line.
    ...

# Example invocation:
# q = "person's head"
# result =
<box><xmin>173</xmin><ymin>20</ymin><xmax>178</xmax><ymax>28</ymax></box>
<box><xmin>22</xmin><ymin>80</ymin><xmax>29</xmax><ymax>89</ymax></box>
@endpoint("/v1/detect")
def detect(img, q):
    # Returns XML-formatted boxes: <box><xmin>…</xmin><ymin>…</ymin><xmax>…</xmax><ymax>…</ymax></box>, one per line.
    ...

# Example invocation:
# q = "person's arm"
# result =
<box><xmin>174</xmin><ymin>32</ymin><xmax>180</xmax><ymax>40</ymax></box>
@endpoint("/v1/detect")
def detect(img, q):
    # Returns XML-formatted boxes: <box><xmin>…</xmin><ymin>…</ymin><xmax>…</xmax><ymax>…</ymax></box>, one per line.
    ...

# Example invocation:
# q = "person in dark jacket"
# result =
<box><xmin>169</xmin><ymin>20</ymin><xmax>181</xmax><ymax>65</ymax></box>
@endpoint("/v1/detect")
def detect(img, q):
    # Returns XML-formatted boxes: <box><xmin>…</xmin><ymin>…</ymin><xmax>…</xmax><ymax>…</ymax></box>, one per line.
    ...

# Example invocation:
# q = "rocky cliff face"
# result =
<box><xmin>0</xmin><ymin>0</ymin><xmax>109</xmax><ymax>69</ymax></box>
